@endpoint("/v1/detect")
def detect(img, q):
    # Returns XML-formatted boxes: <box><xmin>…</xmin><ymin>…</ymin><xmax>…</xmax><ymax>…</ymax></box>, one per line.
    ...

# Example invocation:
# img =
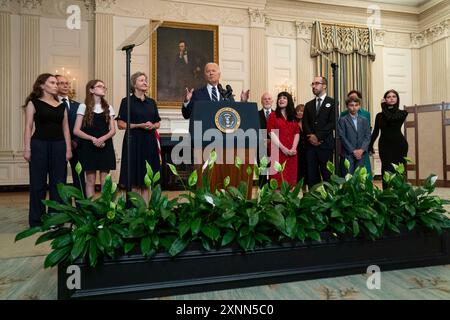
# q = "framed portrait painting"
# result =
<box><xmin>151</xmin><ymin>21</ymin><xmax>219</xmax><ymax>107</ymax></box>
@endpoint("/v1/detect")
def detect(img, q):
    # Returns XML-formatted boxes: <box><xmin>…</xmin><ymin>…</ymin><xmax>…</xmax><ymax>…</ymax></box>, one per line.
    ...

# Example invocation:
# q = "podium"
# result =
<box><xmin>189</xmin><ymin>101</ymin><xmax>260</xmax><ymax>199</ymax></box>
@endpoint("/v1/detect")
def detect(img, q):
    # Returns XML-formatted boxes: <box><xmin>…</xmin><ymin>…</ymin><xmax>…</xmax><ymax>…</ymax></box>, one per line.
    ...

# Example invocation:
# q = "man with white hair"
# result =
<box><xmin>181</xmin><ymin>62</ymin><xmax>250</xmax><ymax>119</ymax></box>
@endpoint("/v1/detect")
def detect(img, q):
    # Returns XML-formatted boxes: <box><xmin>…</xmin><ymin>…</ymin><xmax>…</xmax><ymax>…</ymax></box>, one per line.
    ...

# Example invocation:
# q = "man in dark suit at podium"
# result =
<box><xmin>56</xmin><ymin>75</ymin><xmax>85</xmax><ymax>192</ymax></box>
<box><xmin>302</xmin><ymin>76</ymin><xmax>336</xmax><ymax>188</ymax></box>
<box><xmin>181</xmin><ymin>62</ymin><xmax>250</xmax><ymax>119</ymax></box>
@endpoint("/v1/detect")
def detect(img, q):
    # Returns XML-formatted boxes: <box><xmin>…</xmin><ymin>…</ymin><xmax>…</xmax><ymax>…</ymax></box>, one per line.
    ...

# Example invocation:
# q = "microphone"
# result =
<box><xmin>217</xmin><ymin>83</ymin><xmax>227</xmax><ymax>99</ymax></box>
<box><xmin>225</xmin><ymin>85</ymin><xmax>233</xmax><ymax>100</ymax></box>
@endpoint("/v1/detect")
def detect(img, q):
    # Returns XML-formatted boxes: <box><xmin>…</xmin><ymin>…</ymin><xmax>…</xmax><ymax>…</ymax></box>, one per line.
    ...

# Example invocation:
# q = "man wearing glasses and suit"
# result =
<box><xmin>302</xmin><ymin>76</ymin><xmax>336</xmax><ymax>188</ymax></box>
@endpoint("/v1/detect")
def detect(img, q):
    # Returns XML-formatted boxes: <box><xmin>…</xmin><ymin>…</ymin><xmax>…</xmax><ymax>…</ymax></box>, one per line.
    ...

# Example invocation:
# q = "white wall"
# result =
<box><xmin>383</xmin><ymin>47</ymin><xmax>413</xmax><ymax>107</ymax></box>
<box><xmin>40</xmin><ymin>18</ymin><xmax>90</xmax><ymax>102</ymax></box>
<box><xmin>219</xmin><ymin>26</ymin><xmax>250</xmax><ymax>101</ymax></box>
<box><xmin>267</xmin><ymin>37</ymin><xmax>297</xmax><ymax>103</ymax></box>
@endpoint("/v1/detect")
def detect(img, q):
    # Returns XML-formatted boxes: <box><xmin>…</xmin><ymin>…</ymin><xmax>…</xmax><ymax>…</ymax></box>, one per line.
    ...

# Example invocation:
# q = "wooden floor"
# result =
<box><xmin>1</xmin><ymin>187</ymin><xmax>450</xmax><ymax>300</ymax></box>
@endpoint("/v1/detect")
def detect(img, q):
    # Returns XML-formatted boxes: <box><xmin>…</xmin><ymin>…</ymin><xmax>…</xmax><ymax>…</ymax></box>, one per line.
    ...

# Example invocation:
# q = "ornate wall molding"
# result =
<box><xmin>103</xmin><ymin>0</ymin><xmax>247</xmax><ymax>27</ymax></box>
<box><xmin>410</xmin><ymin>19</ymin><xmax>449</xmax><ymax>48</ymax></box>
<box><xmin>0</xmin><ymin>0</ymin><xmax>12</xmax><ymax>11</ymax></box>
<box><xmin>373</xmin><ymin>29</ymin><xmax>385</xmax><ymax>45</ymax></box>
<box><xmin>95</xmin><ymin>0</ymin><xmax>116</xmax><ymax>12</ymax></box>
<box><xmin>248</xmin><ymin>8</ymin><xmax>266</xmax><ymax>28</ymax></box>
<box><xmin>266</xmin><ymin>19</ymin><xmax>296</xmax><ymax>39</ymax></box>
<box><xmin>295</xmin><ymin>21</ymin><xmax>312</xmax><ymax>40</ymax></box>
<box><xmin>18</xmin><ymin>0</ymin><xmax>42</xmax><ymax>15</ymax></box>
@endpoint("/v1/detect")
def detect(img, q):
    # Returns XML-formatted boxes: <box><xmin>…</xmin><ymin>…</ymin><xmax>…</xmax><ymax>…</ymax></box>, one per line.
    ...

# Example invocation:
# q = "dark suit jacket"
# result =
<box><xmin>302</xmin><ymin>95</ymin><xmax>336</xmax><ymax>150</ymax></box>
<box><xmin>258</xmin><ymin>109</ymin><xmax>267</xmax><ymax>130</ymax></box>
<box><xmin>337</xmin><ymin>114</ymin><xmax>371</xmax><ymax>156</ymax></box>
<box><xmin>66</xmin><ymin>99</ymin><xmax>80</xmax><ymax>143</ymax></box>
<box><xmin>181</xmin><ymin>85</ymin><xmax>234</xmax><ymax>119</ymax></box>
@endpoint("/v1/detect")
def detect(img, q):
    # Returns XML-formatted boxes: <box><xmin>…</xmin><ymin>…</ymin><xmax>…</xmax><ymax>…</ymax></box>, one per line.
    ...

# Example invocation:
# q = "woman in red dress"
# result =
<box><xmin>267</xmin><ymin>92</ymin><xmax>300</xmax><ymax>188</ymax></box>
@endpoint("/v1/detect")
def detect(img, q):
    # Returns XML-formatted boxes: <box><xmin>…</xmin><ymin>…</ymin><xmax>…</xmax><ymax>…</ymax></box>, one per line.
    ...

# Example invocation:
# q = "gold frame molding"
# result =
<box><xmin>151</xmin><ymin>21</ymin><xmax>219</xmax><ymax>108</ymax></box>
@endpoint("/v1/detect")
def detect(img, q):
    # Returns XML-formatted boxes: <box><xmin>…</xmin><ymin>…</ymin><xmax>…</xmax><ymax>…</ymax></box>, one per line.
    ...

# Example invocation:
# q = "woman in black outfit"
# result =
<box><xmin>117</xmin><ymin>72</ymin><xmax>161</xmax><ymax>202</ymax></box>
<box><xmin>369</xmin><ymin>89</ymin><xmax>408</xmax><ymax>189</ymax></box>
<box><xmin>23</xmin><ymin>73</ymin><xmax>72</xmax><ymax>227</ymax></box>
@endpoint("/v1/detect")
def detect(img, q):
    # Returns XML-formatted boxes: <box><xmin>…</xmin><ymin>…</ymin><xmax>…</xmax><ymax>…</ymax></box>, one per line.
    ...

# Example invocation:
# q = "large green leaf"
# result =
<box><xmin>179</xmin><ymin>221</ymin><xmax>191</xmax><ymax>238</ymax></box>
<box><xmin>44</xmin><ymin>246</ymin><xmax>71</xmax><ymax>268</ymax></box>
<box><xmin>35</xmin><ymin>228</ymin><xmax>70</xmax><ymax>245</ymax></box>
<box><xmin>352</xmin><ymin>220</ymin><xmax>360</xmax><ymax>236</ymax></box>
<box><xmin>405</xmin><ymin>205</ymin><xmax>416</xmax><ymax>217</ymax></box>
<box><xmin>124</xmin><ymin>242</ymin><xmax>136</xmax><ymax>254</ymax></box>
<box><xmin>221</xmin><ymin>230</ymin><xmax>236</xmax><ymax>247</ymax></box>
<box><xmin>140</xmin><ymin>237</ymin><xmax>152</xmax><ymax>256</ymax></box>
<box><xmin>97</xmin><ymin>228</ymin><xmax>112</xmax><ymax>249</ymax></box>
<box><xmin>57</xmin><ymin>183</ymin><xmax>83</xmax><ymax>204</ymax></box>
<box><xmin>190</xmin><ymin>217</ymin><xmax>201</xmax><ymax>235</ymax></box>
<box><xmin>285</xmin><ymin>214</ymin><xmax>297</xmax><ymax>237</ymax></box>
<box><xmin>42</xmin><ymin>213</ymin><xmax>72</xmax><ymax>229</ymax></box>
<box><xmin>266</xmin><ymin>210</ymin><xmax>285</xmax><ymax>228</ymax></box>
<box><xmin>248</xmin><ymin>212</ymin><xmax>259</xmax><ymax>228</ymax></box>
<box><xmin>406</xmin><ymin>220</ymin><xmax>416</xmax><ymax>231</ymax></box>
<box><xmin>100</xmin><ymin>174</ymin><xmax>112</xmax><ymax>201</ymax></box>
<box><xmin>146</xmin><ymin>161</ymin><xmax>154</xmax><ymax>179</ymax></box>
<box><xmin>51</xmin><ymin>233</ymin><xmax>72</xmax><ymax>249</ymax></box>
<box><xmin>15</xmin><ymin>226</ymin><xmax>41</xmax><ymax>242</ymax></box>
<box><xmin>168</xmin><ymin>238</ymin><xmax>189</xmax><ymax>256</ymax></box>
<box><xmin>201</xmin><ymin>225</ymin><xmax>220</xmax><ymax>241</ymax></box>
<box><xmin>238</xmin><ymin>235</ymin><xmax>255</xmax><ymax>251</ymax></box>
<box><xmin>307</xmin><ymin>231</ymin><xmax>321</xmax><ymax>241</ymax></box>
<box><xmin>70</xmin><ymin>235</ymin><xmax>87</xmax><ymax>261</ymax></box>
<box><xmin>363</xmin><ymin>221</ymin><xmax>378</xmax><ymax>235</ymax></box>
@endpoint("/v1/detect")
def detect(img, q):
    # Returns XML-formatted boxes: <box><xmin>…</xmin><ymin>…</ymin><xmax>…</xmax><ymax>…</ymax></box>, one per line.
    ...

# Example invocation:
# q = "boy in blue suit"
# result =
<box><xmin>337</xmin><ymin>96</ymin><xmax>371</xmax><ymax>174</ymax></box>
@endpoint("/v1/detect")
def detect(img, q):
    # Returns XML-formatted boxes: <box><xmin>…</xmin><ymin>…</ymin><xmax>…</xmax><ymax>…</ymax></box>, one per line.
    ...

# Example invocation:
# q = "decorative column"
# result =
<box><xmin>94</xmin><ymin>1</ymin><xmax>115</xmax><ymax>102</ymax></box>
<box><xmin>248</xmin><ymin>8</ymin><xmax>268</xmax><ymax>105</ymax></box>
<box><xmin>19</xmin><ymin>0</ymin><xmax>41</xmax><ymax>150</ymax></box>
<box><xmin>410</xmin><ymin>32</ymin><xmax>424</xmax><ymax>105</ymax></box>
<box><xmin>0</xmin><ymin>2</ymin><xmax>12</xmax><ymax>152</ymax></box>
<box><xmin>295</xmin><ymin>22</ymin><xmax>313</xmax><ymax>104</ymax></box>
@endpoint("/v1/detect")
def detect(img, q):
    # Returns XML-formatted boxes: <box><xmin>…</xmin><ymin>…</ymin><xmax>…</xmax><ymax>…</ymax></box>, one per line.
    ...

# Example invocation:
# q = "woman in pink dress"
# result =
<box><xmin>267</xmin><ymin>92</ymin><xmax>300</xmax><ymax>187</ymax></box>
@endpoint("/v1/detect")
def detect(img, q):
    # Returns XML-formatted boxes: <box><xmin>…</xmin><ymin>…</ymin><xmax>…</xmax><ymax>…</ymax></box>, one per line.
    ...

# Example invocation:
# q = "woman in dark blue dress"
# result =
<box><xmin>117</xmin><ymin>72</ymin><xmax>161</xmax><ymax>202</ymax></box>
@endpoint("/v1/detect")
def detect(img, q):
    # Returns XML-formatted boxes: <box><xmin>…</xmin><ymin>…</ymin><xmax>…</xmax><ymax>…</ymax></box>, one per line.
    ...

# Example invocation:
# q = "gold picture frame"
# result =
<box><xmin>151</xmin><ymin>21</ymin><xmax>219</xmax><ymax>108</ymax></box>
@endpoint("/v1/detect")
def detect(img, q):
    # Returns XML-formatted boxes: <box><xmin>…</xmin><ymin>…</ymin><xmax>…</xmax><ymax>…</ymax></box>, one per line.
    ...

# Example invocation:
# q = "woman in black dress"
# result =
<box><xmin>369</xmin><ymin>89</ymin><xmax>408</xmax><ymax>189</ymax></box>
<box><xmin>23</xmin><ymin>73</ymin><xmax>72</xmax><ymax>227</ymax></box>
<box><xmin>74</xmin><ymin>80</ymin><xmax>116</xmax><ymax>197</ymax></box>
<box><xmin>117</xmin><ymin>72</ymin><xmax>161</xmax><ymax>202</ymax></box>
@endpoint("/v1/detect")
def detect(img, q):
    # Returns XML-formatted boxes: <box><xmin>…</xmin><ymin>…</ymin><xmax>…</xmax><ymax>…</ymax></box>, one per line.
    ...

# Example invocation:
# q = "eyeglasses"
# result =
<box><xmin>93</xmin><ymin>85</ymin><xmax>107</xmax><ymax>90</ymax></box>
<box><xmin>311</xmin><ymin>82</ymin><xmax>324</xmax><ymax>86</ymax></box>
<box><xmin>58</xmin><ymin>82</ymin><xmax>69</xmax><ymax>86</ymax></box>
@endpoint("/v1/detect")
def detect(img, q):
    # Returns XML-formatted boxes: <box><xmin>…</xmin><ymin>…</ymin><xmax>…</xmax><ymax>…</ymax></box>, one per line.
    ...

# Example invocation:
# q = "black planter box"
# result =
<box><xmin>58</xmin><ymin>229</ymin><xmax>450</xmax><ymax>300</ymax></box>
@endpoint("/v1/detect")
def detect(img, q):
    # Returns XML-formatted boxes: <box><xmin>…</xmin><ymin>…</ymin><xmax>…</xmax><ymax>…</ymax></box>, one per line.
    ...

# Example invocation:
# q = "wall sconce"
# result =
<box><xmin>275</xmin><ymin>80</ymin><xmax>296</xmax><ymax>103</ymax></box>
<box><xmin>55</xmin><ymin>67</ymin><xmax>77</xmax><ymax>99</ymax></box>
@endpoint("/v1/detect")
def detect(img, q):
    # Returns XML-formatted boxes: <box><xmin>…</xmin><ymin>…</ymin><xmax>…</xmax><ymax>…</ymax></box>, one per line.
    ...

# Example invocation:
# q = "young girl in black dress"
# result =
<box><xmin>74</xmin><ymin>80</ymin><xmax>116</xmax><ymax>197</ymax></box>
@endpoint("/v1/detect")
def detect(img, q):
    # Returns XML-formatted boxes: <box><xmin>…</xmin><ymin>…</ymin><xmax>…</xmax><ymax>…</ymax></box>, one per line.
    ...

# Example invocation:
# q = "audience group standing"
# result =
<box><xmin>23</xmin><ymin>68</ymin><xmax>408</xmax><ymax>227</ymax></box>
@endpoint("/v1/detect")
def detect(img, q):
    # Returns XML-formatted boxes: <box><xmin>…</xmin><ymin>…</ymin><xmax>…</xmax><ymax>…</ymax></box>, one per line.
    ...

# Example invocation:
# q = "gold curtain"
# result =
<box><xmin>311</xmin><ymin>21</ymin><xmax>375</xmax><ymax>114</ymax></box>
